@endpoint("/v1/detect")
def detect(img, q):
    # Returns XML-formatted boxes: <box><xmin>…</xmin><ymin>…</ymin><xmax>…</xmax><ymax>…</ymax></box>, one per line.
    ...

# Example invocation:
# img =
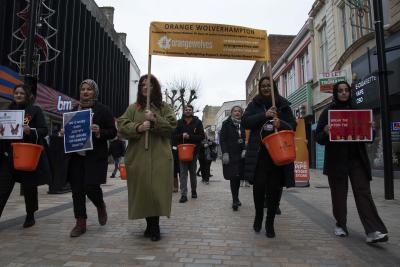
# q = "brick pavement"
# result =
<box><xmin>0</xmin><ymin>161</ymin><xmax>399</xmax><ymax>267</ymax></box>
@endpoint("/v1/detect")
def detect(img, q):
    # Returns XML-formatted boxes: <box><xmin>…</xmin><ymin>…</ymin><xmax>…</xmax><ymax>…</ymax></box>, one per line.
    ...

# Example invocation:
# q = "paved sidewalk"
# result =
<box><xmin>0</xmin><ymin>161</ymin><xmax>399</xmax><ymax>267</ymax></box>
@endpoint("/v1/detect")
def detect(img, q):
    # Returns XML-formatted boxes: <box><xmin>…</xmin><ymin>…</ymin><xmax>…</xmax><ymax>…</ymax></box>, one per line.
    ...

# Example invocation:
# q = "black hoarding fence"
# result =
<box><xmin>0</xmin><ymin>0</ymin><xmax>130</xmax><ymax>117</ymax></box>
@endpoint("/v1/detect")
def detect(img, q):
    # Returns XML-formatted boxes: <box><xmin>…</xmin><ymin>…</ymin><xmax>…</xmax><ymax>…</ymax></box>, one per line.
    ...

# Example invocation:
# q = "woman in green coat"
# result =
<box><xmin>118</xmin><ymin>74</ymin><xmax>177</xmax><ymax>242</ymax></box>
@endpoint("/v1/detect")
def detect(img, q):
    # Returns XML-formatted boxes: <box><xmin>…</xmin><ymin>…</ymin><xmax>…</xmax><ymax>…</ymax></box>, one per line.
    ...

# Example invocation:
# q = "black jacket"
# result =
<box><xmin>1</xmin><ymin>104</ymin><xmax>50</xmax><ymax>186</ymax></box>
<box><xmin>68</xmin><ymin>102</ymin><xmax>117</xmax><ymax>185</ymax></box>
<box><xmin>315</xmin><ymin>103</ymin><xmax>372</xmax><ymax>180</ymax></box>
<box><xmin>219</xmin><ymin>117</ymin><xmax>246</xmax><ymax>180</ymax></box>
<box><xmin>109</xmin><ymin>139</ymin><xmax>126</xmax><ymax>158</ymax></box>
<box><xmin>242</xmin><ymin>95</ymin><xmax>296</xmax><ymax>187</ymax></box>
<box><xmin>173</xmin><ymin>116</ymin><xmax>204</xmax><ymax>154</ymax></box>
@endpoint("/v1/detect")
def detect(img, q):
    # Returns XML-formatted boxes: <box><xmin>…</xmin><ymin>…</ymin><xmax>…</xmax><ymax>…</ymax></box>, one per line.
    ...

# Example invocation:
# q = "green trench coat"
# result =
<box><xmin>117</xmin><ymin>102</ymin><xmax>177</xmax><ymax>220</ymax></box>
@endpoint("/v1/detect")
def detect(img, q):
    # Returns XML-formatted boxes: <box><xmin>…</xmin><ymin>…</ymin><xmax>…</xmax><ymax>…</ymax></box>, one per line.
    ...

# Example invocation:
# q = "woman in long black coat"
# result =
<box><xmin>316</xmin><ymin>81</ymin><xmax>388</xmax><ymax>243</ymax></box>
<box><xmin>242</xmin><ymin>76</ymin><xmax>296</xmax><ymax>238</ymax></box>
<box><xmin>220</xmin><ymin>105</ymin><xmax>246</xmax><ymax>211</ymax></box>
<box><xmin>63</xmin><ymin>79</ymin><xmax>117</xmax><ymax>238</ymax></box>
<box><xmin>0</xmin><ymin>84</ymin><xmax>49</xmax><ymax>228</ymax></box>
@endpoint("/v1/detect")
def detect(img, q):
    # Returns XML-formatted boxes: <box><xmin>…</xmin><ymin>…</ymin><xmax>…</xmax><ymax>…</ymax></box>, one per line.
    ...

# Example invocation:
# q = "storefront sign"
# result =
<box><xmin>0</xmin><ymin>110</ymin><xmax>24</xmax><ymax>139</ymax></box>
<box><xmin>63</xmin><ymin>109</ymin><xmax>93</xmax><ymax>153</ymax></box>
<box><xmin>294</xmin><ymin>118</ymin><xmax>310</xmax><ymax>187</ymax></box>
<box><xmin>149</xmin><ymin>22</ymin><xmax>269</xmax><ymax>61</ymax></box>
<box><xmin>392</xmin><ymin>121</ymin><xmax>400</xmax><ymax>132</ymax></box>
<box><xmin>0</xmin><ymin>66</ymin><xmax>78</xmax><ymax>114</ymax></box>
<box><xmin>328</xmin><ymin>110</ymin><xmax>373</xmax><ymax>142</ymax></box>
<box><xmin>352</xmin><ymin>75</ymin><xmax>379</xmax><ymax>108</ymax></box>
<box><xmin>319</xmin><ymin>71</ymin><xmax>346</xmax><ymax>92</ymax></box>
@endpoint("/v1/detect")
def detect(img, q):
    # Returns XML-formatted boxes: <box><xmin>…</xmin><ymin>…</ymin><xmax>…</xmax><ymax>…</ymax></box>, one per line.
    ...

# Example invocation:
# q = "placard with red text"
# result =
<box><xmin>328</xmin><ymin>110</ymin><xmax>373</xmax><ymax>142</ymax></box>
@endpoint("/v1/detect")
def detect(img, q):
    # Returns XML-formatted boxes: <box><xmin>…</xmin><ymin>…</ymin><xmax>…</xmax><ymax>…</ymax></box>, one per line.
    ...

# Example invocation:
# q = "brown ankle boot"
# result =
<box><xmin>70</xmin><ymin>218</ymin><xmax>86</xmax><ymax>237</ymax></box>
<box><xmin>97</xmin><ymin>203</ymin><xmax>107</xmax><ymax>226</ymax></box>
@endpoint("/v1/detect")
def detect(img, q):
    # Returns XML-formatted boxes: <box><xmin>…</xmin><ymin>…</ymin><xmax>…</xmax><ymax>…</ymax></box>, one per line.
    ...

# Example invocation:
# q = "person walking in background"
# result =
<box><xmin>109</xmin><ymin>136</ymin><xmax>126</xmax><ymax>178</ymax></box>
<box><xmin>171</xmin><ymin>137</ymin><xmax>180</xmax><ymax>193</ymax></box>
<box><xmin>316</xmin><ymin>81</ymin><xmax>388</xmax><ymax>243</ymax></box>
<box><xmin>220</xmin><ymin>105</ymin><xmax>246</xmax><ymax>211</ymax></box>
<box><xmin>0</xmin><ymin>84</ymin><xmax>50</xmax><ymax>228</ymax></box>
<box><xmin>118</xmin><ymin>74</ymin><xmax>177</xmax><ymax>242</ymax></box>
<box><xmin>61</xmin><ymin>79</ymin><xmax>117</xmax><ymax>237</ymax></box>
<box><xmin>199</xmin><ymin>135</ymin><xmax>217</xmax><ymax>184</ymax></box>
<box><xmin>242</xmin><ymin>76</ymin><xmax>296</xmax><ymax>238</ymax></box>
<box><xmin>173</xmin><ymin>105</ymin><xmax>204</xmax><ymax>203</ymax></box>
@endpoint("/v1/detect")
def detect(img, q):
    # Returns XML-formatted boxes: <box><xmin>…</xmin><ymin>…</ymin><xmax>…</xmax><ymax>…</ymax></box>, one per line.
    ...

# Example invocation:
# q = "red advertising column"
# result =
<box><xmin>294</xmin><ymin>118</ymin><xmax>310</xmax><ymax>187</ymax></box>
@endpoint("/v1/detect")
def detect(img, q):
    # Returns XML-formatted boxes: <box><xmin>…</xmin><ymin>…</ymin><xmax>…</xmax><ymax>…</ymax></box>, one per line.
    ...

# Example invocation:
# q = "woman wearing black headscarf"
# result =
<box><xmin>62</xmin><ymin>79</ymin><xmax>117</xmax><ymax>237</ymax></box>
<box><xmin>316</xmin><ymin>81</ymin><xmax>388</xmax><ymax>243</ymax></box>
<box><xmin>242</xmin><ymin>76</ymin><xmax>296</xmax><ymax>238</ymax></box>
<box><xmin>0</xmin><ymin>84</ymin><xmax>49</xmax><ymax>228</ymax></box>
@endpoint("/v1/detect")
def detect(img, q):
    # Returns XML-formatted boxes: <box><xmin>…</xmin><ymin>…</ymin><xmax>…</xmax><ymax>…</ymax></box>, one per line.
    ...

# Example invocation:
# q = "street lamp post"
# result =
<box><xmin>372</xmin><ymin>0</ymin><xmax>394</xmax><ymax>200</ymax></box>
<box><xmin>24</xmin><ymin>0</ymin><xmax>40</xmax><ymax>96</ymax></box>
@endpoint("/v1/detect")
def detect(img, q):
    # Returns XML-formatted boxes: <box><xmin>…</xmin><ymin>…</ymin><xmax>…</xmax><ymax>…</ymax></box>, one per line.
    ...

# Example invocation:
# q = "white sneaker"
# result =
<box><xmin>334</xmin><ymin>226</ymin><xmax>348</xmax><ymax>237</ymax></box>
<box><xmin>366</xmin><ymin>231</ymin><xmax>388</xmax><ymax>243</ymax></box>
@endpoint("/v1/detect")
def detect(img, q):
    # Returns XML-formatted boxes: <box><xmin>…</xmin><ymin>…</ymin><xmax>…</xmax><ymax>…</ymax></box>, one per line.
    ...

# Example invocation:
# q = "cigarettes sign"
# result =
<box><xmin>149</xmin><ymin>22</ymin><xmax>269</xmax><ymax>61</ymax></box>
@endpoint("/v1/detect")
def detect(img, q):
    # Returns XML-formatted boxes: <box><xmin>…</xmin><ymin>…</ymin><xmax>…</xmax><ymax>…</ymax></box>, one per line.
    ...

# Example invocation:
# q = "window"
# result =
<box><xmin>299</xmin><ymin>53</ymin><xmax>309</xmax><ymax>86</ymax></box>
<box><xmin>224</xmin><ymin>110</ymin><xmax>230</xmax><ymax>117</ymax></box>
<box><xmin>286</xmin><ymin>65</ymin><xmax>296</xmax><ymax>96</ymax></box>
<box><xmin>319</xmin><ymin>24</ymin><xmax>329</xmax><ymax>72</ymax></box>
<box><xmin>262</xmin><ymin>64</ymin><xmax>266</xmax><ymax>74</ymax></box>
<box><xmin>340</xmin><ymin>5</ymin><xmax>348</xmax><ymax>49</ymax></box>
<box><xmin>350</xmin><ymin>0</ymin><xmax>373</xmax><ymax>43</ymax></box>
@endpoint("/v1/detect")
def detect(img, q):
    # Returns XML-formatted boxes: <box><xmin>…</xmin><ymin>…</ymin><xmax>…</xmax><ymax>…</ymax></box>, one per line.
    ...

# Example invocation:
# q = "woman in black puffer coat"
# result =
<box><xmin>0</xmin><ymin>84</ymin><xmax>49</xmax><ymax>228</ymax></box>
<box><xmin>242</xmin><ymin>76</ymin><xmax>296</xmax><ymax>238</ymax></box>
<box><xmin>316</xmin><ymin>81</ymin><xmax>388</xmax><ymax>243</ymax></box>
<box><xmin>220</xmin><ymin>105</ymin><xmax>246</xmax><ymax>211</ymax></box>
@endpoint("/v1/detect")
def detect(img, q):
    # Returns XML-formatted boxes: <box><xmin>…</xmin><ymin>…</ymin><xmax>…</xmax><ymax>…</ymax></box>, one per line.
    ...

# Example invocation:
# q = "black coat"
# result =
<box><xmin>219</xmin><ymin>117</ymin><xmax>245</xmax><ymax>180</ymax></box>
<box><xmin>109</xmin><ymin>139</ymin><xmax>126</xmax><ymax>159</ymax></box>
<box><xmin>68</xmin><ymin>102</ymin><xmax>117</xmax><ymax>185</ymax></box>
<box><xmin>242</xmin><ymin>95</ymin><xmax>297</xmax><ymax>187</ymax></box>
<box><xmin>173</xmin><ymin>116</ymin><xmax>204</xmax><ymax>154</ymax></box>
<box><xmin>315</xmin><ymin>104</ymin><xmax>372</xmax><ymax>180</ymax></box>
<box><xmin>0</xmin><ymin>104</ymin><xmax>51</xmax><ymax>186</ymax></box>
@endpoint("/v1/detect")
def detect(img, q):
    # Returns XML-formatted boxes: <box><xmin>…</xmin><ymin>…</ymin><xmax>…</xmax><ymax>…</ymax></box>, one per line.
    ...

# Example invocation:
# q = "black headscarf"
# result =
<box><xmin>332</xmin><ymin>81</ymin><xmax>352</xmax><ymax>109</ymax></box>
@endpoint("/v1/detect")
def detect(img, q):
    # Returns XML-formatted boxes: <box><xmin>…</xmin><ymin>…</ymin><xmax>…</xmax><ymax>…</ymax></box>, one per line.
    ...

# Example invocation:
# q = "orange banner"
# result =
<box><xmin>149</xmin><ymin>22</ymin><xmax>270</xmax><ymax>61</ymax></box>
<box><xmin>294</xmin><ymin>118</ymin><xmax>310</xmax><ymax>187</ymax></box>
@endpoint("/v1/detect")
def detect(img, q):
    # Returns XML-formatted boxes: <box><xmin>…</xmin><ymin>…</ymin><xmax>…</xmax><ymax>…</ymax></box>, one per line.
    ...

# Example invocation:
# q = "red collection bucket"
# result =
<box><xmin>177</xmin><ymin>144</ymin><xmax>196</xmax><ymax>161</ymax></box>
<box><xmin>261</xmin><ymin>130</ymin><xmax>296</xmax><ymax>166</ymax></box>
<box><xmin>119</xmin><ymin>164</ymin><xmax>127</xmax><ymax>180</ymax></box>
<box><xmin>11</xmin><ymin>143</ymin><xmax>43</xmax><ymax>171</ymax></box>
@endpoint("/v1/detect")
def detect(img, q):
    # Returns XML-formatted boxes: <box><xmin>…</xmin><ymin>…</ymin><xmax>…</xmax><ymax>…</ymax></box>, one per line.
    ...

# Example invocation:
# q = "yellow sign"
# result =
<box><xmin>294</xmin><ymin>118</ymin><xmax>310</xmax><ymax>186</ymax></box>
<box><xmin>149</xmin><ymin>22</ymin><xmax>270</xmax><ymax>61</ymax></box>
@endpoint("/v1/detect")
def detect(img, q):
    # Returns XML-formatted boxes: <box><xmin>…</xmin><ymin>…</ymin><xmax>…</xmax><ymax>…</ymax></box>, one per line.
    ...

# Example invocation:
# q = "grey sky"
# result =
<box><xmin>95</xmin><ymin>0</ymin><xmax>315</xmax><ymax>114</ymax></box>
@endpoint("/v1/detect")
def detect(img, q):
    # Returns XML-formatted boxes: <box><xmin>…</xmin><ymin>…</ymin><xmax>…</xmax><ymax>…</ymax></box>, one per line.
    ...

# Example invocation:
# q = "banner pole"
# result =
<box><xmin>145</xmin><ymin>54</ymin><xmax>152</xmax><ymax>150</ymax></box>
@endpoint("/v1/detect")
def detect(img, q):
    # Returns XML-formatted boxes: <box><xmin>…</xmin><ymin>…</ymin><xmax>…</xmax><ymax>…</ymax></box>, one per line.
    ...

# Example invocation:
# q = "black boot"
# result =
<box><xmin>150</xmin><ymin>216</ymin><xmax>161</xmax><ymax>242</ymax></box>
<box><xmin>23</xmin><ymin>212</ymin><xmax>35</xmax><ymax>228</ymax></box>
<box><xmin>144</xmin><ymin>217</ymin><xmax>151</xmax><ymax>237</ymax></box>
<box><xmin>253</xmin><ymin>210</ymin><xmax>263</xmax><ymax>233</ymax></box>
<box><xmin>265</xmin><ymin>214</ymin><xmax>276</xmax><ymax>238</ymax></box>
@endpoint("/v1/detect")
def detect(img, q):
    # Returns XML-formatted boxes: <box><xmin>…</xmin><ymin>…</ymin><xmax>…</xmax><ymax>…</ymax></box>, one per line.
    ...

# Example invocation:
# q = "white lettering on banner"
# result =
<box><xmin>295</xmin><ymin>161</ymin><xmax>308</xmax><ymax>178</ymax></box>
<box><xmin>57</xmin><ymin>96</ymin><xmax>72</xmax><ymax>111</ymax></box>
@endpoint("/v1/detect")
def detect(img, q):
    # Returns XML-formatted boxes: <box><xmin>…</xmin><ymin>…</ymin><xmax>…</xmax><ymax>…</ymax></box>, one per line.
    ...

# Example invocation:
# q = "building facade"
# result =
<box><xmin>0</xmin><ymin>0</ymin><xmax>140</xmax><ymax>131</ymax></box>
<box><xmin>201</xmin><ymin>105</ymin><xmax>220</xmax><ymax>141</ymax></box>
<box><xmin>245</xmin><ymin>35</ymin><xmax>295</xmax><ymax>103</ymax></box>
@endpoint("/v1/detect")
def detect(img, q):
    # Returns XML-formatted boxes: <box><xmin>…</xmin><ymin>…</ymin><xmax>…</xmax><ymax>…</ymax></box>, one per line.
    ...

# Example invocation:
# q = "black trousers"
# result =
<box><xmin>328</xmin><ymin>159</ymin><xmax>387</xmax><ymax>234</ymax></box>
<box><xmin>0</xmin><ymin>159</ymin><xmax>38</xmax><ymax>217</ymax></box>
<box><xmin>200</xmin><ymin>160</ymin><xmax>212</xmax><ymax>182</ymax></box>
<box><xmin>69</xmin><ymin>156</ymin><xmax>104</xmax><ymax>219</ymax></box>
<box><xmin>230</xmin><ymin>179</ymin><xmax>240</xmax><ymax>203</ymax></box>
<box><xmin>253</xmin><ymin>159</ymin><xmax>283</xmax><ymax>219</ymax></box>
